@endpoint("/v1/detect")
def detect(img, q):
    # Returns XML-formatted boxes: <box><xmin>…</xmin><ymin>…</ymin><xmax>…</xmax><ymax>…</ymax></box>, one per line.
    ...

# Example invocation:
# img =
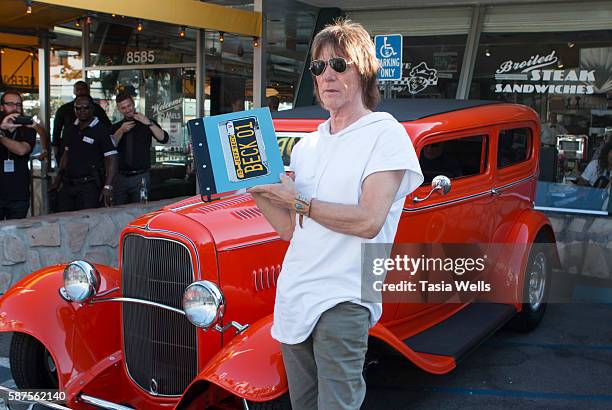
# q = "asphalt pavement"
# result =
<box><xmin>0</xmin><ymin>289</ymin><xmax>610</xmax><ymax>409</ymax></box>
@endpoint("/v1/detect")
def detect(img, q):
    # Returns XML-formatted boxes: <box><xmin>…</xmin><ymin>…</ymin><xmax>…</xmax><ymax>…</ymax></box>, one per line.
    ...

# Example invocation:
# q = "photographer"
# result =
<box><xmin>111</xmin><ymin>91</ymin><xmax>168</xmax><ymax>204</ymax></box>
<box><xmin>0</xmin><ymin>91</ymin><xmax>44</xmax><ymax>220</ymax></box>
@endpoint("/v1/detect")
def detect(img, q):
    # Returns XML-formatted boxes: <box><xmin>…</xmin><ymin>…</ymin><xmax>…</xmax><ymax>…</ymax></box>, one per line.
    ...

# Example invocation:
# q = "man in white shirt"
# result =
<box><xmin>249</xmin><ymin>20</ymin><xmax>423</xmax><ymax>410</ymax></box>
<box><xmin>540</xmin><ymin>112</ymin><xmax>567</xmax><ymax>146</ymax></box>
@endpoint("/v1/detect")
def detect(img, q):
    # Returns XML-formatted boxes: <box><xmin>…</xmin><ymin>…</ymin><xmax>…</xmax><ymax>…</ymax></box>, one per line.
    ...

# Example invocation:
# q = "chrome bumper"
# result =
<box><xmin>79</xmin><ymin>394</ymin><xmax>134</xmax><ymax>410</ymax></box>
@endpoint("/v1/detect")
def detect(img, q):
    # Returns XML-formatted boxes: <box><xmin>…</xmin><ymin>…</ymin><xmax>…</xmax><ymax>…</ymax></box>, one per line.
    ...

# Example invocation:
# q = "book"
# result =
<box><xmin>187</xmin><ymin>107</ymin><xmax>284</xmax><ymax>195</ymax></box>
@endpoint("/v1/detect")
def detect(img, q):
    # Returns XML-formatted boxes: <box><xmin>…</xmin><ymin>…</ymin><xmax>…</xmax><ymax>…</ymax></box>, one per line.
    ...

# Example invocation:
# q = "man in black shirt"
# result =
<box><xmin>0</xmin><ymin>91</ymin><xmax>37</xmax><ymax>220</ymax></box>
<box><xmin>52</xmin><ymin>95</ymin><xmax>117</xmax><ymax>211</ymax></box>
<box><xmin>111</xmin><ymin>91</ymin><xmax>169</xmax><ymax>204</ymax></box>
<box><xmin>52</xmin><ymin>81</ymin><xmax>111</xmax><ymax>164</ymax></box>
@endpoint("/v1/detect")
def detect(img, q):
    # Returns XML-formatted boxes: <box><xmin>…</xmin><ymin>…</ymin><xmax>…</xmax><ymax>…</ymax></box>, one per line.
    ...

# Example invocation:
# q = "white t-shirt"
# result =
<box><xmin>271</xmin><ymin>112</ymin><xmax>424</xmax><ymax>344</ymax></box>
<box><xmin>540</xmin><ymin>122</ymin><xmax>567</xmax><ymax>145</ymax></box>
<box><xmin>581</xmin><ymin>160</ymin><xmax>611</xmax><ymax>186</ymax></box>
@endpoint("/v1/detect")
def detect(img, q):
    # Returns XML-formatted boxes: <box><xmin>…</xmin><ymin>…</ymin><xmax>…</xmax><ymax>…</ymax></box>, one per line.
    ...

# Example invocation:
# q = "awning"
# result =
<box><xmin>34</xmin><ymin>0</ymin><xmax>262</xmax><ymax>37</ymax></box>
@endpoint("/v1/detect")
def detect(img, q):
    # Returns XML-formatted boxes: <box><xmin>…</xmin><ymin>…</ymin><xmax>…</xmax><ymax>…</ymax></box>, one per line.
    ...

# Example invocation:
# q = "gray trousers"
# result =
<box><xmin>281</xmin><ymin>302</ymin><xmax>370</xmax><ymax>410</ymax></box>
<box><xmin>113</xmin><ymin>171</ymin><xmax>150</xmax><ymax>205</ymax></box>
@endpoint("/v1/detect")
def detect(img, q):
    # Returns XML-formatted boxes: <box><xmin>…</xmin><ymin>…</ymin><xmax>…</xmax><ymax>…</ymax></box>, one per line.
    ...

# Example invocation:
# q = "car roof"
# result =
<box><xmin>272</xmin><ymin>99</ymin><xmax>504</xmax><ymax>122</ymax></box>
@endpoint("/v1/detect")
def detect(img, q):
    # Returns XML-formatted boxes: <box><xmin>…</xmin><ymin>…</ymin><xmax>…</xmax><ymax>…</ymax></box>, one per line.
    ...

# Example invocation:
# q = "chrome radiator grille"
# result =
<box><xmin>121</xmin><ymin>234</ymin><xmax>197</xmax><ymax>396</ymax></box>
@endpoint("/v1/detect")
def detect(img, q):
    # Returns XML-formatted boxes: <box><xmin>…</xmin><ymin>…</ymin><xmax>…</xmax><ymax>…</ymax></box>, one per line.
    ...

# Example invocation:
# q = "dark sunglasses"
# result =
<box><xmin>309</xmin><ymin>57</ymin><xmax>353</xmax><ymax>76</ymax></box>
<box><xmin>74</xmin><ymin>105</ymin><xmax>92</xmax><ymax>111</ymax></box>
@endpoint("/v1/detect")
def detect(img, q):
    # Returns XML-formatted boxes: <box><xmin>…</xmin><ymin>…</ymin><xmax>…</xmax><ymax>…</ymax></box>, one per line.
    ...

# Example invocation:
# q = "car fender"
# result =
<box><xmin>177</xmin><ymin>314</ymin><xmax>457</xmax><ymax>407</ymax></box>
<box><xmin>177</xmin><ymin>314</ymin><xmax>286</xmax><ymax>406</ymax></box>
<box><xmin>491</xmin><ymin>209</ymin><xmax>559</xmax><ymax>309</ymax></box>
<box><xmin>0</xmin><ymin>263</ymin><xmax>122</xmax><ymax>397</ymax></box>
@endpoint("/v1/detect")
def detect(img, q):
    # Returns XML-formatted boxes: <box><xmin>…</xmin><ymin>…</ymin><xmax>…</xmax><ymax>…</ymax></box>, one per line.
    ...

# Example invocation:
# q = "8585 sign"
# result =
<box><xmin>125</xmin><ymin>50</ymin><xmax>155</xmax><ymax>64</ymax></box>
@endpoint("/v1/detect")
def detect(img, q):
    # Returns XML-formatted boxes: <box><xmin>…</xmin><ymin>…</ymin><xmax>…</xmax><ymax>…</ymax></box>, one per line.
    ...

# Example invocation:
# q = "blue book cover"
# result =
<box><xmin>187</xmin><ymin>108</ymin><xmax>284</xmax><ymax>195</ymax></box>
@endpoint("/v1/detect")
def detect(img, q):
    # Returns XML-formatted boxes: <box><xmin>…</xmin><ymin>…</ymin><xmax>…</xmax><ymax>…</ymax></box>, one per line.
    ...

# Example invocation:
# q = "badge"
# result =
<box><xmin>4</xmin><ymin>159</ymin><xmax>14</xmax><ymax>173</ymax></box>
<box><xmin>82</xmin><ymin>136</ymin><xmax>95</xmax><ymax>144</ymax></box>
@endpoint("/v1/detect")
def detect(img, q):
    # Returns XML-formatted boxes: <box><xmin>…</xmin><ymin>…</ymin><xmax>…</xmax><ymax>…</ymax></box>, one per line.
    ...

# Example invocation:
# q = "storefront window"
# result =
<box><xmin>89</xmin><ymin>18</ymin><xmax>196</xmax><ymax>67</ymax></box>
<box><xmin>265</xmin><ymin>1</ymin><xmax>317</xmax><ymax>110</ymax></box>
<box><xmin>383</xmin><ymin>35</ymin><xmax>467</xmax><ymax>99</ymax></box>
<box><xmin>470</xmin><ymin>30</ymin><xmax>612</xmax><ymax>214</ymax></box>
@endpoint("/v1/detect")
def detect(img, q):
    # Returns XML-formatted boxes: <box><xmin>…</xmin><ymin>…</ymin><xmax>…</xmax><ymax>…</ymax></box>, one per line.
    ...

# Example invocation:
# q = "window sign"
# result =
<box><xmin>125</xmin><ymin>49</ymin><xmax>156</xmax><ymax>65</ymax></box>
<box><xmin>150</xmin><ymin>98</ymin><xmax>184</xmax><ymax>147</ymax></box>
<box><xmin>494</xmin><ymin>50</ymin><xmax>597</xmax><ymax>95</ymax></box>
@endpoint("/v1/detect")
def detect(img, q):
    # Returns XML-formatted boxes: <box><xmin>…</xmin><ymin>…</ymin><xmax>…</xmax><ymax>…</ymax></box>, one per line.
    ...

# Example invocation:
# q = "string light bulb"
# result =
<box><xmin>179</xmin><ymin>26</ymin><xmax>186</xmax><ymax>38</ymax></box>
<box><xmin>137</xmin><ymin>20</ymin><xmax>143</xmax><ymax>32</ymax></box>
<box><xmin>219</xmin><ymin>32</ymin><xmax>225</xmax><ymax>43</ymax></box>
<box><xmin>0</xmin><ymin>48</ymin><xmax>5</xmax><ymax>54</ymax></box>
<box><xmin>485</xmin><ymin>48</ymin><xmax>491</xmax><ymax>57</ymax></box>
<box><xmin>75</xmin><ymin>19</ymin><xmax>81</xmax><ymax>28</ymax></box>
<box><xmin>26</xmin><ymin>1</ymin><xmax>32</xmax><ymax>14</ymax></box>
<box><xmin>253</xmin><ymin>37</ymin><xmax>260</xmax><ymax>48</ymax></box>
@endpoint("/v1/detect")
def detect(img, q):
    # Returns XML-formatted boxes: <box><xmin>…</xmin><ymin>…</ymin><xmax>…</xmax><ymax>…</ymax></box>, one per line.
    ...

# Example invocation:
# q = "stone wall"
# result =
<box><xmin>0</xmin><ymin>198</ymin><xmax>183</xmax><ymax>293</ymax></box>
<box><xmin>0</xmin><ymin>203</ymin><xmax>610</xmax><ymax>294</ymax></box>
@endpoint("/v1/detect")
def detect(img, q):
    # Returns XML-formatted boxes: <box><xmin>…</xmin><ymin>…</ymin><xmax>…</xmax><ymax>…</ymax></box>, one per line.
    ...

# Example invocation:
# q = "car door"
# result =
<box><xmin>387</xmin><ymin>127</ymin><xmax>496</xmax><ymax>322</ymax></box>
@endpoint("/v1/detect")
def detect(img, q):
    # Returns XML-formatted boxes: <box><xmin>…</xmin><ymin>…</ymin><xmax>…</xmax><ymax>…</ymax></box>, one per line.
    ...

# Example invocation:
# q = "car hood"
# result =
<box><xmin>148</xmin><ymin>193</ymin><xmax>279</xmax><ymax>251</ymax></box>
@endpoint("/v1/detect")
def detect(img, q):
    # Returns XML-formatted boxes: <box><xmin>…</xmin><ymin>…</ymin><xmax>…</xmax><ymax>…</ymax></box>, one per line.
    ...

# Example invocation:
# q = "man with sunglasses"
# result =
<box><xmin>52</xmin><ymin>95</ymin><xmax>117</xmax><ymax>211</ymax></box>
<box><xmin>249</xmin><ymin>20</ymin><xmax>423</xmax><ymax>410</ymax></box>
<box><xmin>52</xmin><ymin>81</ymin><xmax>111</xmax><ymax>165</ymax></box>
<box><xmin>0</xmin><ymin>91</ymin><xmax>48</xmax><ymax>220</ymax></box>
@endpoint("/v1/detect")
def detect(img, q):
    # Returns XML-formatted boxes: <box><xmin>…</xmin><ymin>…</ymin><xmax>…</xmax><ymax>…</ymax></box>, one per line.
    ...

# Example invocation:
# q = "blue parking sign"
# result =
<box><xmin>375</xmin><ymin>34</ymin><xmax>403</xmax><ymax>81</ymax></box>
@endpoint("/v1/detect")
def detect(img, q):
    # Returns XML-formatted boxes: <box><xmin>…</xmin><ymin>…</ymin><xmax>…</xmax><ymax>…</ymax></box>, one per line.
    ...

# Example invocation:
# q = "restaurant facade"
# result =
<box><xmin>1</xmin><ymin>0</ymin><xmax>611</xmax><ymax>217</ymax></box>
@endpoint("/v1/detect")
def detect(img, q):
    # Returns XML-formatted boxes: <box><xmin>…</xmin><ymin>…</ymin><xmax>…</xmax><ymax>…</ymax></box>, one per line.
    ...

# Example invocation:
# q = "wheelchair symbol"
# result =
<box><xmin>379</xmin><ymin>37</ymin><xmax>397</xmax><ymax>58</ymax></box>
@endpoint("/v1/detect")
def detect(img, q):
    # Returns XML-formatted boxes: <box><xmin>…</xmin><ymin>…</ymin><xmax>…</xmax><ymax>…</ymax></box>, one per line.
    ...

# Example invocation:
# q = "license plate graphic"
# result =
<box><xmin>219</xmin><ymin>116</ymin><xmax>270</xmax><ymax>182</ymax></box>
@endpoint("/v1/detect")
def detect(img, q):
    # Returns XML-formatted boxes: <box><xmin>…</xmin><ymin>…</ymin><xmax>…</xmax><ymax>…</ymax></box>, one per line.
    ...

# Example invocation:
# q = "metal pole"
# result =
<box><xmin>456</xmin><ymin>5</ymin><xmax>484</xmax><ymax>100</ymax></box>
<box><xmin>196</xmin><ymin>29</ymin><xmax>207</xmax><ymax>118</ymax></box>
<box><xmin>383</xmin><ymin>82</ymin><xmax>391</xmax><ymax>99</ymax></box>
<box><xmin>82</xmin><ymin>20</ymin><xmax>90</xmax><ymax>81</ymax></box>
<box><xmin>253</xmin><ymin>0</ymin><xmax>266</xmax><ymax>108</ymax></box>
<box><xmin>38</xmin><ymin>32</ymin><xmax>51</xmax><ymax>215</ymax></box>
<box><xmin>195</xmin><ymin>29</ymin><xmax>207</xmax><ymax>195</ymax></box>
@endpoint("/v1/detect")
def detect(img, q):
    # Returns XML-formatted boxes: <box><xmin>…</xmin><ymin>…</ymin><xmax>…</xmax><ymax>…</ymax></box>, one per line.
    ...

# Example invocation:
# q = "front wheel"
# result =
<box><xmin>509</xmin><ymin>241</ymin><xmax>551</xmax><ymax>332</ymax></box>
<box><xmin>9</xmin><ymin>333</ymin><xmax>59</xmax><ymax>389</ymax></box>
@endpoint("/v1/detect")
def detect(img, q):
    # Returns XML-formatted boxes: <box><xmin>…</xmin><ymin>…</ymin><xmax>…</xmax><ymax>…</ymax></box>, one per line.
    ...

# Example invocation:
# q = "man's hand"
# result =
<box><xmin>49</xmin><ymin>176</ymin><xmax>62</xmax><ymax>192</ymax></box>
<box><xmin>100</xmin><ymin>186</ymin><xmax>113</xmax><ymax>207</ymax></box>
<box><xmin>133</xmin><ymin>113</ymin><xmax>152</xmax><ymax>126</ymax></box>
<box><xmin>27</xmin><ymin>121</ymin><xmax>48</xmax><ymax>160</ymax></box>
<box><xmin>248</xmin><ymin>173</ymin><xmax>297</xmax><ymax>210</ymax></box>
<box><xmin>0</xmin><ymin>113</ymin><xmax>21</xmax><ymax>133</ymax></box>
<box><xmin>119</xmin><ymin>121</ymin><xmax>136</xmax><ymax>134</ymax></box>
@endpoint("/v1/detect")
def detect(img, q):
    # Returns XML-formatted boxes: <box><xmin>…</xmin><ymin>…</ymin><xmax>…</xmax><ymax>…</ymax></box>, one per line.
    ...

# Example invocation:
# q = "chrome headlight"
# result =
<box><xmin>62</xmin><ymin>261</ymin><xmax>100</xmax><ymax>302</ymax></box>
<box><xmin>182</xmin><ymin>281</ymin><xmax>224</xmax><ymax>328</ymax></box>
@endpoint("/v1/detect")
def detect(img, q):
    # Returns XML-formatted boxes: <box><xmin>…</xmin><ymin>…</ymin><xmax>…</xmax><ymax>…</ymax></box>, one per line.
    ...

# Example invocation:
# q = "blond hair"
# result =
<box><xmin>311</xmin><ymin>19</ymin><xmax>380</xmax><ymax>110</ymax></box>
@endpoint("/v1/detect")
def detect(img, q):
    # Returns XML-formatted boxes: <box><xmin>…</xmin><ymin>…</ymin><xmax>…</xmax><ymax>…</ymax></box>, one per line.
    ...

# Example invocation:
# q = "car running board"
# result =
<box><xmin>403</xmin><ymin>303</ymin><xmax>516</xmax><ymax>363</ymax></box>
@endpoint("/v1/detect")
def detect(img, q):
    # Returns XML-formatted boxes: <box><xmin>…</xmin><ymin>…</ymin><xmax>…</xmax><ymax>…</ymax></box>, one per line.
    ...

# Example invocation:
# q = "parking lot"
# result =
<box><xmin>0</xmin><ymin>287</ymin><xmax>610</xmax><ymax>409</ymax></box>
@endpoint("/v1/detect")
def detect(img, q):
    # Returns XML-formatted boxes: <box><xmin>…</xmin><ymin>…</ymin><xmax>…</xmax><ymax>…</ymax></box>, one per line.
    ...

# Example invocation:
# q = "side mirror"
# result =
<box><xmin>413</xmin><ymin>175</ymin><xmax>452</xmax><ymax>203</ymax></box>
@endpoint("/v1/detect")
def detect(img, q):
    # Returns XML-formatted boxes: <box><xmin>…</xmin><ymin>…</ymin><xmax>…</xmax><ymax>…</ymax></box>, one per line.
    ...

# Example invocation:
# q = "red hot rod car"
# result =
<box><xmin>0</xmin><ymin>99</ymin><xmax>558</xmax><ymax>409</ymax></box>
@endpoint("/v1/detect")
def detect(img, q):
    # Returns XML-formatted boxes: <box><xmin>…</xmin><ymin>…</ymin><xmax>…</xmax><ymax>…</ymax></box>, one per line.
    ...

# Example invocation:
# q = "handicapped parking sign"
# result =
<box><xmin>375</xmin><ymin>34</ymin><xmax>403</xmax><ymax>81</ymax></box>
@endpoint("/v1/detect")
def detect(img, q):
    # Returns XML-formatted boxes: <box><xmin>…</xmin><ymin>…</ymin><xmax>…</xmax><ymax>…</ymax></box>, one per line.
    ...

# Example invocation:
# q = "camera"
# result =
<box><xmin>14</xmin><ymin>115</ymin><xmax>34</xmax><ymax>125</ymax></box>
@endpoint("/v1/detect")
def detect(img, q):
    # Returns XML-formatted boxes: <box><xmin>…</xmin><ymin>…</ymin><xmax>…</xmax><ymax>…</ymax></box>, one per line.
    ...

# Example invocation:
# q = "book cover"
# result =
<box><xmin>187</xmin><ymin>108</ymin><xmax>284</xmax><ymax>195</ymax></box>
